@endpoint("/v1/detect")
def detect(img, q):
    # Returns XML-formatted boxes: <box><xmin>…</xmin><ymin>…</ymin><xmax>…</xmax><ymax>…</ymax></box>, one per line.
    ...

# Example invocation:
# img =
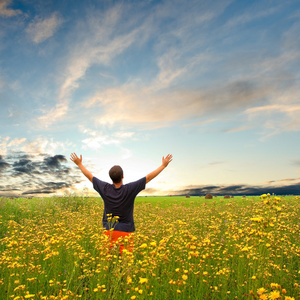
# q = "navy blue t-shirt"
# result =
<box><xmin>93</xmin><ymin>176</ymin><xmax>146</xmax><ymax>232</ymax></box>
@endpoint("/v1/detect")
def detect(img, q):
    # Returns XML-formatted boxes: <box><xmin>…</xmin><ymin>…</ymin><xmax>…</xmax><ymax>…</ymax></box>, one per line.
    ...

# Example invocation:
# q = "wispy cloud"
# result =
<box><xmin>36</xmin><ymin>0</ymin><xmax>232</xmax><ymax>128</ymax></box>
<box><xmin>245</xmin><ymin>104</ymin><xmax>300</xmax><ymax>135</ymax></box>
<box><xmin>223</xmin><ymin>126</ymin><xmax>251</xmax><ymax>133</ymax></box>
<box><xmin>38</xmin><ymin>4</ymin><xmax>142</xmax><ymax>127</ymax></box>
<box><xmin>265</xmin><ymin>177</ymin><xmax>300</xmax><ymax>184</ymax></box>
<box><xmin>0</xmin><ymin>0</ymin><xmax>22</xmax><ymax>17</ymax></box>
<box><xmin>25</xmin><ymin>12</ymin><xmax>63</xmax><ymax>44</ymax></box>
<box><xmin>223</xmin><ymin>3</ymin><xmax>281</xmax><ymax>30</ymax></box>
<box><xmin>84</xmin><ymin>78</ymin><xmax>270</xmax><ymax>128</ymax></box>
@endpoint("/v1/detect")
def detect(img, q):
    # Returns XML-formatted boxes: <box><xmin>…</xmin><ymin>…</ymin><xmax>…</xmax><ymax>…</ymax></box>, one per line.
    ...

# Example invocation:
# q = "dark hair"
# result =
<box><xmin>109</xmin><ymin>165</ymin><xmax>123</xmax><ymax>183</ymax></box>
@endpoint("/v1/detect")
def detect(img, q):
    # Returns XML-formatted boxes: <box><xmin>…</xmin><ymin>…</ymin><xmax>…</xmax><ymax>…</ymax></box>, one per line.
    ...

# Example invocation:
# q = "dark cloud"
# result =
<box><xmin>177</xmin><ymin>182</ymin><xmax>300</xmax><ymax>196</ymax></box>
<box><xmin>43</xmin><ymin>155</ymin><xmax>67</xmax><ymax>168</ymax></box>
<box><xmin>12</xmin><ymin>159</ymin><xmax>36</xmax><ymax>175</ymax></box>
<box><xmin>10</xmin><ymin>153</ymin><xmax>71</xmax><ymax>177</ymax></box>
<box><xmin>21</xmin><ymin>181</ymin><xmax>75</xmax><ymax>195</ymax></box>
<box><xmin>0</xmin><ymin>151</ymin><xmax>82</xmax><ymax>197</ymax></box>
<box><xmin>0</xmin><ymin>155</ymin><xmax>10</xmax><ymax>172</ymax></box>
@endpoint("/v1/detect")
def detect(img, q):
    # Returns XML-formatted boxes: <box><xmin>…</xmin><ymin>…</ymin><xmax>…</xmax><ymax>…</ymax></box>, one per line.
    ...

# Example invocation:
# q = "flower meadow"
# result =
<box><xmin>0</xmin><ymin>195</ymin><xmax>299</xmax><ymax>300</ymax></box>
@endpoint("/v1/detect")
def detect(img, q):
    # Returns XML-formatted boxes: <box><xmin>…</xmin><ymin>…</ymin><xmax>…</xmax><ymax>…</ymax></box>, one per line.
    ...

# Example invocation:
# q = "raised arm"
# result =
<box><xmin>70</xmin><ymin>153</ymin><xmax>93</xmax><ymax>183</ymax></box>
<box><xmin>146</xmin><ymin>154</ymin><xmax>173</xmax><ymax>184</ymax></box>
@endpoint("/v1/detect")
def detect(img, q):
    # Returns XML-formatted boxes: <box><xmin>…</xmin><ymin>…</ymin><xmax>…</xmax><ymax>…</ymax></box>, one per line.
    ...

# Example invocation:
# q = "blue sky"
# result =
<box><xmin>1</xmin><ymin>0</ymin><xmax>300</xmax><ymax>197</ymax></box>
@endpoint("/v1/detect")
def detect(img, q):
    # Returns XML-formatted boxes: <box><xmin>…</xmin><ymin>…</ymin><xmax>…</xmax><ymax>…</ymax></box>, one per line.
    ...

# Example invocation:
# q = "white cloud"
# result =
<box><xmin>37</xmin><ymin>100</ymin><xmax>69</xmax><ymax>128</ymax></box>
<box><xmin>80</xmin><ymin>126</ymin><xmax>119</xmax><ymax>150</ymax></box>
<box><xmin>0</xmin><ymin>0</ymin><xmax>22</xmax><ymax>17</ymax></box>
<box><xmin>82</xmin><ymin>136</ymin><xmax>119</xmax><ymax>150</ymax></box>
<box><xmin>21</xmin><ymin>137</ymin><xmax>71</xmax><ymax>155</ymax></box>
<box><xmin>0</xmin><ymin>136</ymin><xmax>69</xmax><ymax>156</ymax></box>
<box><xmin>80</xmin><ymin>126</ymin><xmax>135</xmax><ymax>150</ymax></box>
<box><xmin>7</xmin><ymin>137</ymin><xmax>26</xmax><ymax>147</ymax></box>
<box><xmin>0</xmin><ymin>136</ymin><xmax>10</xmax><ymax>155</ymax></box>
<box><xmin>0</xmin><ymin>137</ymin><xmax>27</xmax><ymax>155</ymax></box>
<box><xmin>26</xmin><ymin>12</ymin><xmax>63</xmax><ymax>44</ymax></box>
<box><xmin>245</xmin><ymin>104</ymin><xmax>300</xmax><ymax>134</ymax></box>
<box><xmin>113</xmin><ymin>132</ymin><xmax>135</xmax><ymax>139</ymax></box>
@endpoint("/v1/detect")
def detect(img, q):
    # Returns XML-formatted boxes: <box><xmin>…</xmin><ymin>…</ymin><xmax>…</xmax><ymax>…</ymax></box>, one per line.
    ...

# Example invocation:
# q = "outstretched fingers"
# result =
<box><xmin>167</xmin><ymin>154</ymin><xmax>173</xmax><ymax>161</ymax></box>
<box><xmin>70</xmin><ymin>153</ymin><xmax>82</xmax><ymax>165</ymax></box>
<box><xmin>70</xmin><ymin>153</ymin><xmax>77</xmax><ymax>161</ymax></box>
<box><xmin>162</xmin><ymin>154</ymin><xmax>173</xmax><ymax>166</ymax></box>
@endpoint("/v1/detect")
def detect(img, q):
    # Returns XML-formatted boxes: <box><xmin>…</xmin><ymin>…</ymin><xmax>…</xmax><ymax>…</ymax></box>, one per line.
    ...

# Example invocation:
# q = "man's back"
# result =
<box><xmin>93</xmin><ymin>176</ymin><xmax>146</xmax><ymax>232</ymax></box>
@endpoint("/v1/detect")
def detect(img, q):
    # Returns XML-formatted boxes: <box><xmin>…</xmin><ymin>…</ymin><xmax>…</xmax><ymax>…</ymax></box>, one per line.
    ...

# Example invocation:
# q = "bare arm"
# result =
<box><xmin>70</xmin><ymin>153</ymin><xmax>93</xmax><ymax>183</ymax></box>
<box><xmin>146</xmin><ymin>154</ymin><xmax>173</xmax><ymax>184</ymax></box>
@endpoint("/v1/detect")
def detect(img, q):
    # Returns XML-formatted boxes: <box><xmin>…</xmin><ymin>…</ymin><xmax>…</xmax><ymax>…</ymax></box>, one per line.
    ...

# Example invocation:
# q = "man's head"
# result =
<box><xmin>109</xmin><ymin>165</ymin><xmax>123</xmax><ymax>183</ymax></box>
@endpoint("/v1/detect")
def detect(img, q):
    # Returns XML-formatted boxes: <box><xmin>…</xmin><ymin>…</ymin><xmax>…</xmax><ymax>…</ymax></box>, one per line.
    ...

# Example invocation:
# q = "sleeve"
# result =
<box><xmin>128</xmin><ymin>177</ymin><xmax>146</xmax><ymax>195</ymax></box>
<box><xmin>92</xmin><ymin>177</ymin><xmax>107</xmax><ymax>195</ymax></box>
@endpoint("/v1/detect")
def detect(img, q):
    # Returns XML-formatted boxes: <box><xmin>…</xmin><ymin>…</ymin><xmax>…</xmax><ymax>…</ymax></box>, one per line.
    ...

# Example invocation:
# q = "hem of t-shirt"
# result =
<box><xmin>105</xmin><ymin>230</ymin><xmax>134</xmax><ymax>233</ymax></box>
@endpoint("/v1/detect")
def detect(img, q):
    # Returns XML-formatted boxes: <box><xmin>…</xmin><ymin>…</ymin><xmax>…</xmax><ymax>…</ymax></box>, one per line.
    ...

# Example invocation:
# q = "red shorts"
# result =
<box><xmin>104</xmin><ymin>230</ymin><xmax>134</xmax><ymax>255</ymax></box>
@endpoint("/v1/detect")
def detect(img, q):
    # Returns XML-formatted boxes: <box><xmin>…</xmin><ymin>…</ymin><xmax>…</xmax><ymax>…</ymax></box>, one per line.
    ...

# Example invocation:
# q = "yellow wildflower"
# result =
<box><xmin>182</xmin><ymin>275</ymin><xmax>188</xmax><ymax>281</ymax></box>
<box><xmin>257</xmin><ymin>287</ymin><xmax>267</xmax><ymax>295</ymax></box>
<box><xmin>269</xmin><ymin>290</ymin><xmax>281</xmax><ymax>299</ymax></box>
<box><xmin>271</xmin><ymin>283</ymin><xmax>281</xmax><ymax>289</ymax></box>
<box><xmin>139</xmin><ymin>277</ymin><xmax>148</xmax><ymax>284</ymax></box>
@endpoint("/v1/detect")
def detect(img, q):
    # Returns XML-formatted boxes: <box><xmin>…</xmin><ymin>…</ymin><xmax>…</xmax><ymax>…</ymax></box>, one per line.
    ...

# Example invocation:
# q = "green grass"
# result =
<box><xmin>0</xmin><ymin>195</ymin><xmax>299</xmax><ymax>299</ymax></box>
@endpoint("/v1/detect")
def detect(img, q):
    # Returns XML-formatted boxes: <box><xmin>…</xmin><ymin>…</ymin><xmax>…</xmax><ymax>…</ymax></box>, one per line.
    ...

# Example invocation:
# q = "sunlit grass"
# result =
<box><xmin>0</xmin><ymin>195</ymin><xmax>299</xmax><ymax>299</ymax></box>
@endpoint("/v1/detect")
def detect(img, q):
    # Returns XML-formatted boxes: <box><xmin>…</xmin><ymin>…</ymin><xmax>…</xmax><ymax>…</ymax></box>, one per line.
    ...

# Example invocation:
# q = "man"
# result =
<box><xmin>70</xmin><ymin>153</ymin><xmax>173</xmax><ymax>254</ymax></box>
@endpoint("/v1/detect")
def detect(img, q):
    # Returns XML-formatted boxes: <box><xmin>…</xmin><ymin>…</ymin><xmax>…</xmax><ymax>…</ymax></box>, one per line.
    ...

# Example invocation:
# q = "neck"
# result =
<box><xmin>113</xmin><ymin>180</ymin><xmax>123</xmax><ymax>188</ymax></box>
